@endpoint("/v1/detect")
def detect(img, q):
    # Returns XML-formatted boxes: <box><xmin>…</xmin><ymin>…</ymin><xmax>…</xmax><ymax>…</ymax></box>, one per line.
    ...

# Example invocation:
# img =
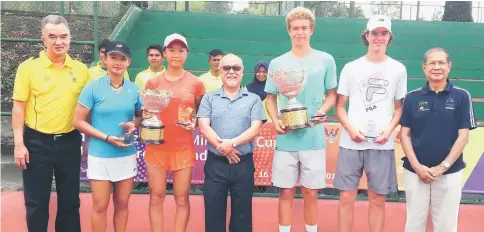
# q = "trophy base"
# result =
<box><xmin>310</xmin><ymin>114</ymin><xmax>327</xmax><ymax>119</ymax></box>
<box><xmin>137</xmin><ymin>137</ymin><xmax>165</xmax><ymax>144</ymax></box>
<box><xmin>176</xmin><ymin>122</ymin><xmax>191</xmax><ymax>127</ymax></box>
<box><xmin>139</xmin><ymin>123</ymin><xmax>165</xmax><ymax>145</ymax></box>
<box><xmin>280</xmin><ymin>106</ymin><xmax>311</xmax><ymax>130</ymax></box>
<box><xmin>285</xmin><ymin>123</ymin><xmax>312</xmax><ymax>130</ymax></box>
<box><xmin>365</xmin><ymin>136</ymin><xmax>377</xmax><ymax>141</ymax></box>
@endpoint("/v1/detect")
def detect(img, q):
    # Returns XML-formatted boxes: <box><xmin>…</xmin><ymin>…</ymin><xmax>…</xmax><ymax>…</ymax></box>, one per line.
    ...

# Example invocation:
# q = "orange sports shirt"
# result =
<box><xmin>144</xmin><ymin>71</ymin><xmax>206</xmax><ymax>154</ymax></box>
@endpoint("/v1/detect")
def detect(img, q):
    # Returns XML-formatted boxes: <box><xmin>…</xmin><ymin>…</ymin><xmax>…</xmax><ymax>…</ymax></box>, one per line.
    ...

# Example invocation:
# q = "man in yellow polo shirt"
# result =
<box><xmin>11</xmin><ymin>15</ymin><xmax>90</xmax><ymax>232</ymax></box>
<box><xmin>134</xmin><ymin>44</ymin><xmax>166</xmax><ymax>90</ymax></box>
<box><xmin>88</xmin><ymin>39</ymin><xmax>130</xmax><ymax>81</ymax></box>
<box><xmin>199</xmin><ymin>49</ymin><xmax>224</xmax><ymax>93</ymax></box>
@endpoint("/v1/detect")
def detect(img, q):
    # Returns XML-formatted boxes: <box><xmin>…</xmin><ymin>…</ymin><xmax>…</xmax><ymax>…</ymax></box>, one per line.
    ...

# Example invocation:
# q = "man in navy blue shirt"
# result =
<box><xmin>197</xmin><ymin>53</ymin><xmax>266</xmax><ymax>232</ymax></box>
<box><xmin>399</xmin><ymin>47</ymin><xmax>477</xmax><ymax>232</ymax></box>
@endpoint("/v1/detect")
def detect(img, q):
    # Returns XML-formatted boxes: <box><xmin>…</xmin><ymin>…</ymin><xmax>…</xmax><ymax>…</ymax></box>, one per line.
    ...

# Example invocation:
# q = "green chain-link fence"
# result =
<box><xmin>2</xmin><ymin>1</ymin><xmax>483</xmax><ymax>113</ymax></box>
<box><xmin>124</xmin><ymin>1</ymin><xmax>484</xmax><ymax>21</ymax></box>
<box><xmin>2</xmin><ymin>1</ymin><xmax>484</xmax><ymax>204</ymax></box>
<box><xmin>1</xmin><ymin>1</ymin><xmax>131</xmax><ymax>113</ymax></box>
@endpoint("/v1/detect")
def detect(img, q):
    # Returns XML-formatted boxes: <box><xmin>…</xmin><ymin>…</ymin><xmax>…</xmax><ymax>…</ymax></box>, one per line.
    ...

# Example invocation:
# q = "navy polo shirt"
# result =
<box><xmin>400</xmin><ymin>80</ymin><xmax>477</xmax><ymax>174</ymax></box>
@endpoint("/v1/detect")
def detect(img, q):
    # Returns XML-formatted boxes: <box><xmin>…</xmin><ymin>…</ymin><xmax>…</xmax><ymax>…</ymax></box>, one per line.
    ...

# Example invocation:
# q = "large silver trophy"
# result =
<box><xmin>139</xmin><ymin>89</ymin><xmax>172</xmax><ymax>144</ymax></box>
<box><xmin>270</xmin><ymin>67</ymin><xmax>311</xmax><ymax>130</ymax></box>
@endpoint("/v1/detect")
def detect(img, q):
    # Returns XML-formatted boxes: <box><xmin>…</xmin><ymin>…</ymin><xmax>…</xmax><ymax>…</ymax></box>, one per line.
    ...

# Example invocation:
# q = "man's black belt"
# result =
<box><xmin>25</xmin><ymin>126</ymin><xmax>80</xmax><ymax>141</ymax></box>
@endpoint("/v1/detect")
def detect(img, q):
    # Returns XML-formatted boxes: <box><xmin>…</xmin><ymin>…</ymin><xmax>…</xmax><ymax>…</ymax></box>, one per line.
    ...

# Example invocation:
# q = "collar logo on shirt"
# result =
<box><xmin>69</xmin><ymin>71</ymin><xmax>77</xmax><ymax>83</ymax></box>
<box><xmin>325</xmin><ymin>128</ymin><xmax>339</xmax><ymax>143</ymax></box>
<box><xmin>445</xmin><ymin>97</ymin><xmax>455</xmax><ymax>110</ymax></box>
<box><xmin>418</xmin><ymin>101</ymin><xmax>429</xmax><ymax>112</ymax></box>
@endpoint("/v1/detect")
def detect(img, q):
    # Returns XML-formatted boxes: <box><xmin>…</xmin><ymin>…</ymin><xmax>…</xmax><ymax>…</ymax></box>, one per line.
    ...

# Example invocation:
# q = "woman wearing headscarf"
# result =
<box><xmin>246</xmin><ymin>60</ymin><xmax>271</xmax><ymax>122</ymax></box>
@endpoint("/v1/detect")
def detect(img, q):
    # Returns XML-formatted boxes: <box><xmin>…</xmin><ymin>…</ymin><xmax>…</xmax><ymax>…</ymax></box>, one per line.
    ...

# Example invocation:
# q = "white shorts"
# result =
<box><xmin>87</xmin><ymin>154</ymin><xmax>137</xmax><ymax>182</ymax></box>
<box><xmin>271</xmin><ymin>148</ymin><xmax>326</xmax><ymax>189</ymax></box>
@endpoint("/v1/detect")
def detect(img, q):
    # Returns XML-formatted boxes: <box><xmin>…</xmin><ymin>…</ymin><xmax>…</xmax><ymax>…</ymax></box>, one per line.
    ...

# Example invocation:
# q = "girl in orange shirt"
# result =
<box><xmin>142</xmin><ymin>33</ymin><xmax>205</xmax><ymax>232</ymax></box>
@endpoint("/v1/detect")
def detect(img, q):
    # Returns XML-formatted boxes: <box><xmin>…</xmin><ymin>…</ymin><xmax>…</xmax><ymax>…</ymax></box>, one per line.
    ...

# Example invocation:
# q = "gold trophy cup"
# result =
<box><xmin>139</xmin><ymin>89</ymin><xmax>172</xmax><ymax>144</ymax></box>
<box><xmin>270</xmin><ymin>67</ymin><xmax>311</xmax><ymax>130</ymax></box>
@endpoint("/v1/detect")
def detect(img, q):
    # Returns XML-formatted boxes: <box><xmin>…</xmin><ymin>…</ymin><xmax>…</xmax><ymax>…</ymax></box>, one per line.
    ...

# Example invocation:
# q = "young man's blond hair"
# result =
<box><xmin>267</xmin><ymin>6</ymin><xmax>339</xmax><ymax>232</ymax></box>
<box><xmin>285</xmin><ymin>7</ymin><xmax>315</xmax><ymax>30</ymax></box>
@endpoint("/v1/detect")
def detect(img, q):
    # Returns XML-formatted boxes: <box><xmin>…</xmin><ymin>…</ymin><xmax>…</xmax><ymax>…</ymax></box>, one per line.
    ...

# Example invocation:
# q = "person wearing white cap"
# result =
<box><xmin>142</xmin><ymin>33</ymin><xmax>206</xmax><ymax>232</ymax></box>
<box><xmin>333</xmin><ymin>15</ymin><xmax>407</xmax><ymax>232</ymax></box>
<box><xmin>73</xmin><ymin>40</ymin><xmax>142</xmax><ymax>232</ymax></box>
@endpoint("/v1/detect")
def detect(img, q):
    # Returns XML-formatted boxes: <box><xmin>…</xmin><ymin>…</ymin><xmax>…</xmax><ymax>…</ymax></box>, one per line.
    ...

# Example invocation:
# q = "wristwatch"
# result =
<box><xmin>442</xmin><ymin>161</ymin><xmax>451</xmax><ymax>169</ymax></box>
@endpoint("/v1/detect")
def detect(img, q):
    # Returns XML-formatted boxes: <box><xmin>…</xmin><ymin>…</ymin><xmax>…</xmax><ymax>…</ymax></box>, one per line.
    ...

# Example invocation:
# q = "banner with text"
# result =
<box><xmin>80</xmin><ymin>123</ymin><xmax>484</xmax><ymax>193</ymax></box>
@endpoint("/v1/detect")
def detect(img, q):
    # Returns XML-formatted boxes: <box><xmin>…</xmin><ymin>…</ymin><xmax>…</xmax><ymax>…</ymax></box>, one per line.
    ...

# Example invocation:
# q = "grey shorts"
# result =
<box><xmin>333</xmin><ymin>147</ymin><xmax>397</xmax><ymax>195</ymax></box>
<box><xmin>271</xmin><ymin>148</ymin><xmax>326</xmax><ymax>189</ymax></box>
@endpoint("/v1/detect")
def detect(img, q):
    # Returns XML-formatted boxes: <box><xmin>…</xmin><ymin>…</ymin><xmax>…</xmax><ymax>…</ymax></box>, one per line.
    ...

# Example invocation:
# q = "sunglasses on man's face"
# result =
<box><xmin>221</xmin><ymin>65</ymin><xmax>242</xmax><ymax>72</ymax></box>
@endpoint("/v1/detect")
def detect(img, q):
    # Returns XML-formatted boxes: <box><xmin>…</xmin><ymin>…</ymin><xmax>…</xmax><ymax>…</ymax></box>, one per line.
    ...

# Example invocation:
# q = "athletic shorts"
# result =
<box><xmin>87</xmin><ymin>154</ymin><xmax>137</xmax><ymax>182</ymax></box>
<box><xmin>144</xmin><ymin>149</ymin><xmax>195</xmax><ymax>171</ymax></box>
<box><xmin>271</xmin><ymin>148</ymin><xmax>326</xmax><ymax>189</ymax></box>
<box><xmin>333</xmin><ymin>147</ymin><xmax>397</xmax><ymax>195</ymax></box>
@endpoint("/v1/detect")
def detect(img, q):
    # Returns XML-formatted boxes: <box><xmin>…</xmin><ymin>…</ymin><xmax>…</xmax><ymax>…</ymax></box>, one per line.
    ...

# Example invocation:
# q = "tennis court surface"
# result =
<box><xmin>2</xmin><ymin>190</ymin><xmax>483</xmax><ymax>232</ymax></box>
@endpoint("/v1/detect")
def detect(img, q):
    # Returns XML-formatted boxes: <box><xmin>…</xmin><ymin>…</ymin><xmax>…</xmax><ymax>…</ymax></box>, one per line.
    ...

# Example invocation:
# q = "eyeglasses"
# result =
<box><xmin>426</xmin><ymin>61</ymin><xmax>448</xmax><ymax>67</ymax></box>
<box><xmin>221</xmin><ymin>65</ymin><xmax>242</xmax><ymax>72</ymax></box>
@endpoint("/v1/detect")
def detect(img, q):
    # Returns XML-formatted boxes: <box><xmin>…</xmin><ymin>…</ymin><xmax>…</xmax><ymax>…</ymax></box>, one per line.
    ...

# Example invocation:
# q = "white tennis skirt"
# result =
<box><xmin>87</xmin><ymin>154</ymin><xmax>137</xmax><ymax>182</ymax></box>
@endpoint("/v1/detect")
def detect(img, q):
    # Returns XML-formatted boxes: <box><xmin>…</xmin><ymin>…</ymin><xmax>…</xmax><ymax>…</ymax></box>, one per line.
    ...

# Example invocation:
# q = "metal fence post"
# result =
<box><xmin>349</xmin><ymin>1</ymin><xmax>355</xmax><ymax>18</ymax></box>
<box><xmin>60</xmin><ymin>1</ymin><xmax>65</xmax><ymax>16</ymax></box>
<box><xmin>185</xmin><ymin>1</ymin><xmax>189</xmax><ymax>12</ymax></box>
<box><xmin>278</xmin><ymin>1</ymin><xmax>282</xmax><ymax>16</ymax></box>
<box><xmin>93</xmin><ymin>1</ymin><xmax>99</xmax><ymax>62</ymax></box>
<box><xmin>400</xmin><ymin>1</ymin><xmax>403</xmax><ymax>20</ymax></box>
<box><xmin>416</xmin><ymin>1</ymin><xmax>421</xmax><ymax>20</ymax></box>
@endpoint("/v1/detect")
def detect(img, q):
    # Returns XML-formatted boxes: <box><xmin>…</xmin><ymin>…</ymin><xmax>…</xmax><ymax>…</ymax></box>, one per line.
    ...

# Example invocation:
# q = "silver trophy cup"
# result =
<box><xmin>139</xmin><ymin>89</ymin><xmax>172</xmax><ymax>144</ymax></box>
<box><xmin>269</xmin><ymin>67</ymin><xmax>311</xmax><ymax>130</ymax></box>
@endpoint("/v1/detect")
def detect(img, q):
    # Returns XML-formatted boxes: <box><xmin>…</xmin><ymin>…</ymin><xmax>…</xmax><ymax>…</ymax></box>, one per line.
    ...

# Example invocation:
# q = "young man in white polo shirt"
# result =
<box><xmin>334</xmin><ymin>15</ymin><xmax>407</xmax><ymax>232</ymax></box>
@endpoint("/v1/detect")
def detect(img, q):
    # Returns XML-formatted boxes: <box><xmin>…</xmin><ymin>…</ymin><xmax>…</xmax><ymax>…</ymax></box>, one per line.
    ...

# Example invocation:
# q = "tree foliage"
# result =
<box><xmin>370</xmin><ymin>1</ymin><xmax>401</xmax><ymax>19</ymax></box>
<box><xmin>204</xmin><ymin>1</ymin><xmax>233</xmax><ymax>14</ymax></box>
<box><xmin>237</xmin><ymin>1</ymin><xmax>365</xmax><ymax>18</ymax></box>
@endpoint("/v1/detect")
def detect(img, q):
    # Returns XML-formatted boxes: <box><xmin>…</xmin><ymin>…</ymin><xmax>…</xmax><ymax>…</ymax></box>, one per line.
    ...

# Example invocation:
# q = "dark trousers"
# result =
<box><xmin>23</xmin><ymin>126</ymin><xmax>82</xmax><ymax>232</ymax></box>
<box><xmin>204</xmin><ymin>151</ymin><xmax>255</xmax><ymax>232</ymax></box>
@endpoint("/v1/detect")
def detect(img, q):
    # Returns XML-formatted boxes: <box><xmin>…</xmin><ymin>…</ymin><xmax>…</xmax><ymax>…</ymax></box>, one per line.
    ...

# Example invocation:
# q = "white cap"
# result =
<box><xmin>164</xmin><ymin>33</ymin><xmax>189</xmax><ymax>51</ymax></box>
<box><xmin>367</xmin><ymin>15</ymin><xmax>392</xmax><ymax>32</ymax></box>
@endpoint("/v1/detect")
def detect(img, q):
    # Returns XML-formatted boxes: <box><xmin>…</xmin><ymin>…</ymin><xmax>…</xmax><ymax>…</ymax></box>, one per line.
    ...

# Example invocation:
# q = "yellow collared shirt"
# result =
<box><xmin>134</xmin><ymin>66</ymin><xmax>165</xmax><ymax>91</ymax></box>
<box><xmin>199</xmin><ymin>70</ymin><xmax>222</xmax><ymax>93</ymax></box>
<box><xmin>12</xmin><ymin>50</ymin><xmax>91</xmax><ymax>134</ymax></box>
<box><xmin>88</xmin><ymin>61</ymin><xmax>130</xmax><ymax>82</ymax></box>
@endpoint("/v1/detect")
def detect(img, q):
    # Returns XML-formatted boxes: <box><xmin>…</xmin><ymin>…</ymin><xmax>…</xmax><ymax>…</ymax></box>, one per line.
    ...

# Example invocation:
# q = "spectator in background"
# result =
<box><xmin>11</xmin><ymin>15</ymin><xmax>90</xmax><ymax>232</ymax></box>
<box><xmin>400</xmin><ymin>48</ymin><xmax>477</xmax><ymax>232</ymax></box>
<box><xmin>246</xmin><ymin>60</ymin><xmax>270</xmax><ymax>121</ymax></box>
<box><xmin>134</xmin><ymin>44</ymin><xmax>166</xmax><ymax>91</ymax></box>
<box><xmin>89</xmin><ymin>39</ymin><xmax>130</xmax><ymax>81</ymax></box>
<box><xmin>198</xmin><ymin>53</ymin><xmax>266</xmax><ymax>232</ymax></box>
<box><xmin>73</xmin><ymin>40</ymin><xmax>141</xmax><ymax>232</ymax></box>
<box><xmin>199</xmin><ymin>49</ymin><xmax>224</xmax><ymax>93</ymax></box>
